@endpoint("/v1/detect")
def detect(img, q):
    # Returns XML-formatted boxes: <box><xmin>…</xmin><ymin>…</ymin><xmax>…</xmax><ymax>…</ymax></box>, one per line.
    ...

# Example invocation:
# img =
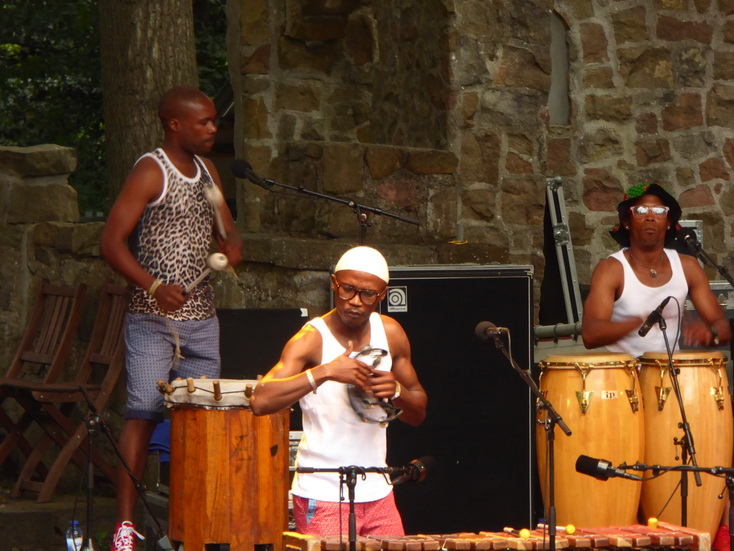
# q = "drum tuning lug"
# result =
<box><xmin>576</xmin><ymin>390</ymin><xmax>593</xmax><ymax>414</ymax></box>
<box><xmin>245</xmin><ymin>384</ymin><xmax>254</xmax><ymax>398</ymax></box>
<box><xmin>711</xmin><ymin>386</ymin><xmax>725</xmax><ymax>410</ymax></box>
<box><xmin>655</xmin><ymin>386</ymin><xmax>671</xmax><ymax>411</ymax></box>
<box><xmin>626</xmin><ymin>390</ymin><xmax>639</xmax><ymax>413</ymax></box>
<box><xmin>186</xmin><ymin>377</ymin><xmax>196</xmax><ymax>394</ymax></box>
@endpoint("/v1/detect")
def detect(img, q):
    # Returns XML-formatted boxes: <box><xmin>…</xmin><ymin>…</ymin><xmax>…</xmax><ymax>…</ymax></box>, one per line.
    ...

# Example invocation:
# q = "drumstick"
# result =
<box><xmin>204</xmin><ymin>184</ymin><xmax>227</xmax><ymax>240</ymax></box>
<box><xmin>184</xmin><ymin>253</ymin><xmax>228</xmax><ymax>294</ymax></box>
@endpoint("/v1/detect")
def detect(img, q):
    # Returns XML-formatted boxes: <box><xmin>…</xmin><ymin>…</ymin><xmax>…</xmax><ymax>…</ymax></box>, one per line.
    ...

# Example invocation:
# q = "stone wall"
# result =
<box><xmin>228</xmin><ymin>0</ymin><xmax>734</xmax><ymax>321</ymax></box>
<box><xmin>0</xmin><ymin>145</ymin><xmax>120</xmax><ymax>371</ymax></box>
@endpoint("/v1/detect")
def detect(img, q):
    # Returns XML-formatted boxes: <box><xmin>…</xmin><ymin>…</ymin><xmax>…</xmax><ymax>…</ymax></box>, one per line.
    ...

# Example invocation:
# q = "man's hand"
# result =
<box><xmin>153</xmin><ymin>283</ymin><xmax>187</xmax><ymax>312</ymax></box>
<box><xmin>368</xmin><ymin>369</ymin><xmax>399</xmax><ymax>400</ymax></box>
<box><xmin>323</xmin><ymin>341</ymin><xmax>372</xmax><ymax>391</ymax></box>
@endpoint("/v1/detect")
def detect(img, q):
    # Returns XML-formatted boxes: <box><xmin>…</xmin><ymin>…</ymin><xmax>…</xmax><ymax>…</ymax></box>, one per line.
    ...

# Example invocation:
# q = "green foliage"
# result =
<box><xmin>0</xmin><ymin>0</ymin><xmax>107</xmax><ymax>215</ymax></box>
<box><xmin>0</xmin><ymin>0</ymin><xmax>230</xmax><ymax>217</ymax></box>
<box><xmin>195</xmin><ymin>0</ymin><xmax>229</xmax><ymax>98</ymax></box>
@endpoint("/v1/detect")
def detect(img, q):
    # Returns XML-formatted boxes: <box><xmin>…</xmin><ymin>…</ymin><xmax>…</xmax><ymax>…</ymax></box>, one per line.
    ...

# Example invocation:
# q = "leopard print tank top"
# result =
<box><xmin>128</xmin><ymin>148</ymin><xmax>217</xmax><ymax>321</ymax></box>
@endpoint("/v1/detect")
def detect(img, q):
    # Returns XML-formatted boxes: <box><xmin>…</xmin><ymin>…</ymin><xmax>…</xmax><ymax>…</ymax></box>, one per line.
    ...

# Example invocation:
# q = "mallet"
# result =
<box><xmin>184</xmin><ymin>253</ymin><xmax>228</xmax><ymax>294</ymax></box>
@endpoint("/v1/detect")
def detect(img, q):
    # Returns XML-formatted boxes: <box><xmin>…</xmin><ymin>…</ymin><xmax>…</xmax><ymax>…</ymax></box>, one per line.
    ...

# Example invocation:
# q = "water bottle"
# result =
<box><xmin>65</xmin><ymin>520</ymin><xmax>83</xmax><ymax>551</ymax></box>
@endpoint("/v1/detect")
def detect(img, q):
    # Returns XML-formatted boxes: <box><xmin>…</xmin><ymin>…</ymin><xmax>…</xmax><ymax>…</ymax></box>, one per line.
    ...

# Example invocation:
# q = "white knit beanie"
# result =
<box><xmin>334</xmin><ymin>246</ymin><xmax>389</xmax><ymax>284</ymax></box>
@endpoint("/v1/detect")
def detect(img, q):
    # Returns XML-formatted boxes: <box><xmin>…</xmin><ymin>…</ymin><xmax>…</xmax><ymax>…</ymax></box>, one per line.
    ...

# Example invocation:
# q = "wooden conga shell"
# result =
<box><xmin>536</xmin><ymin>353</ymin><xmax>644</xmax><ymax>527</ymax></box>
<box><xmin>165</xmin><ymin>378</ymin><xmax>289</xmax><ymax>551</ymax></box>
<box><xmin>639</xmin><ymin>351</ymin><xmax>733</xmax><ymax>539</ymax></box>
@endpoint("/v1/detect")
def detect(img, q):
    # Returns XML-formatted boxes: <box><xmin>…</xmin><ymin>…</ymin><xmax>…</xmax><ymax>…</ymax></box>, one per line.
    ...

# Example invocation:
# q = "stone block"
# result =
<box><xmin>278</xmin><ymin>36</ymin><xmax>339</xmax><ymax>73</ymax></box>
<box><xmin>676</xmin><ymin>46</ymin><xmax>707</xmax><ymax>87</ymax></box>
<box><xmin>580</xmin><ymin>22</ymin><xmax>609</xmax><ymax>63</ymax></box>
<box><xmin>661</xmin><ymin>93</ymin><xmax>703</xmax><ymax>130</ymax></box>
<box><xmin>611</xmin><ymin>6</ymin><xmax>649</xmax><ymax>44</ymax></box>
<box><xmin>459</xmin><ymin>131</ymin><xmax>500</xmax><ymax>185</ymax></box>
<box><xmin>582</xmin><ymin>168</ymin><xmax>623</xmax><ymax>212</ymax></box>
<box><xmin>722</xmin><ymin>0</ymin><xmax>734</xmax><ymax>16</ymax></box>
<box><xmin>240</xmin><ymin>44</ymin><xmax>270</xmax><ymax>74</ymax></box>
<box><xmin>500</xmin><ymin>177</ymin><xmax>545</xmax><ymax>227</ymax></box>
<box><xmin>636</xmin><ymin>139</ymin><xmax>671</xmax><ymax>166</ymax></box>
<box><xmin>698</xmin><ymin>157</ymin><xmax>730</xmax><ymax>182</ymax></box>
<box><xmin>618</xmin><ymin>46</ymin><xmax>673</xmax><ymax>88</ymax></box>
<box><xmin>406</xmin><ymin>149</ymin><xmax>458</xmax><ymax>175</ymax></box>
<box><xmin>505</xmin><ymin>152</ymin><xmax>533</xmax><ymax>175</ymax></box>
<box><xmin>679</xmin><ymin>184</ymin><xmax>715</xmax><ymax>208</ymax></box>
<box><xmin>546</xmin><ymin>137</ymin><xmax>575</xmax><ymax>177</ymax></box>
<box><xmin>496</xmin><ymin>45</ymin><xmax>551</xmax><ymax>91</ymax></box>
<box><xmin>584</xmin><ymin>94</ymin><xmax>632</xmax><ymax>121</ymax></box>
<box><xmin>322</xmin><ymin>143</ymin><xmax>363</xmax><ymax>194</ymax></box>
<box><xmin>345</xmin><ymin>13</ymin><xmax>375</xmax><ymax>67</ymax></box>
<box><xmin>462</xmin><ymin>187</ymin><xmax>496</xmax><ymax>222</ymax></box>
<box><xmin>723</xmin><ymin>20</ymin><xmax>734</xmax><ymax>43</ymax></box>
<box><xmin>706</xmin><ymin>84</ymin><xmax>734</xmax><ymax>127</ymax></box>
<box><xmin>714</xmin><ymin>51</ymin><xmax>734</xmax><ymax>81</ymax></box>
<box><xmin>656</xmin><ymin>15</ymin><xmax>713</xmax><ymax>43</ymax></box>
<box><xmin>7</xmin><ymin>179</ymin><xmax>79</xmax><ymax>224</ymax></box>
<box><xmin>276</xmin><ymin>82</ymin><xmax>321</xmax><ymax>112</ymax></box>
<box><xmin>240</xmin><ymin>0</ymin><xmax>270</xmax><ymax>45</ymax></box>
<box><xmin>242</xmin><ymin>97</ymin><xmax>272</xmax><ymax>139</ymax></box>
<box><xmin>636</xmin><ymin>113</ymin><xmax>659</xmax><ymax>134</ymax></box>
<box><xmin>427</xmin><ymin>186</ymin><xmax>457</xmax><ymax>240</ymax></box>
<box><xmin>583</xmin><ymin>66</ymin><xmax>615</xmax><ymax>89</ymax></box>
<box><xmin>0</xmin><ymin>144</ymin><xmax>76</xmax><ymax>177</ymax></box>
<box><xmin>366</xmin><ymin>146</ymin><xmax>403</xmax><ymax>179</ymax></box>
<box><xmin>579</xmin><ymin>127</ymin><xmax>624</xmax><ymax>163</ymax></box>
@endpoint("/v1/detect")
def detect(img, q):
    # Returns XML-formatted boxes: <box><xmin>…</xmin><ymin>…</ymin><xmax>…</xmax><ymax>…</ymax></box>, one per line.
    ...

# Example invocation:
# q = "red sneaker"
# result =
<box><xmin>110</xmin><ymin>521</ymin><xmax>144</xmax><ymax>551</ymax></box>
<box><xmin>713</xmin><ymin>524</ymin><xmax>730</xmax><ymax>551</ymax></box>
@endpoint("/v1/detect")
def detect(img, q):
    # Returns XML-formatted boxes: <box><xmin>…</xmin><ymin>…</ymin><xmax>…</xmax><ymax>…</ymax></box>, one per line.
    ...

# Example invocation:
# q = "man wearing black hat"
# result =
<box><xmin>582</xmin><ymin>183</ymin><xmax>730</xmax><ymax>355</ymax></box>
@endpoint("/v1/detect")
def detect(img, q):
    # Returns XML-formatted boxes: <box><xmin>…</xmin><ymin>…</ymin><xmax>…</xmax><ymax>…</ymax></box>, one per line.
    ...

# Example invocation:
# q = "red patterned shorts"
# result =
<box><xmin>293</xmin><ymin>492</ymin><xmax>405</xmax><ymax>537</ymax></box>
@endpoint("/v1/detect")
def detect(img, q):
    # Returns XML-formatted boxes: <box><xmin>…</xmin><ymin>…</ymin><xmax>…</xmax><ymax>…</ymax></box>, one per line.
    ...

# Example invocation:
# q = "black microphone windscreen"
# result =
<box><xmin>230</xmin><ymin>159</ymin><xmax>253</xmax><ymax>178</ymax></box>
<box><xmin>575</xmin><ymin>454</ymin><xmax>598</xmax><ymax>476</ymax></box>
<box><xmin>474</xmin><ymin>321</ymin><xmax>495</xmax><ymax>341</ymax></box>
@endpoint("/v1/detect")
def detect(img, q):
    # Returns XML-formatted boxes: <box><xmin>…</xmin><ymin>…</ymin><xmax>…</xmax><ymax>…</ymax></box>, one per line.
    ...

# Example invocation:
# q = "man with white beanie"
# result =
<box><xmin>252</xmin><ymin>246</ymin><xmax>427</xmax><ymax>537</ymax></box>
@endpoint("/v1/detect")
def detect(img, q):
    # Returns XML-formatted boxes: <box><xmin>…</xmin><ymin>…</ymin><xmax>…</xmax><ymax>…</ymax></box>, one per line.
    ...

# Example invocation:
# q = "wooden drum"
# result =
<box><xmin>536</xmin><ymin>353</ymin><xmax>644</xmax><ymax>527</ymax></box>
<box><xmin>639</xmin><ymin>351</ymin><xmax>733</xmax><ymax>538</ymax></box>
<box><xmin>160</xmin><ymin>378</ymin><xmax>289</xmax><ymax>551</ymax></box>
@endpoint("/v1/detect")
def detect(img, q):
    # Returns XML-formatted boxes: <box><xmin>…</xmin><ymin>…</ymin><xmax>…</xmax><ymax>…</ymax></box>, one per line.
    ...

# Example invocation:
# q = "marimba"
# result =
<box><xmin>283</xmin><ymin>521</ymin><xmax>710</xmax><ymax>551</ymax></box>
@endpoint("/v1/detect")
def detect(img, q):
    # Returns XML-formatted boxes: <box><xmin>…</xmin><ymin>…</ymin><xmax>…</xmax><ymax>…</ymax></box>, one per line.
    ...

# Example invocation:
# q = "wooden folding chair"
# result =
<box><xmin>2</xmin><ymin>282</ymin><xmax>129</xmax><ymax>502</ymax></box>
<box><xmin>0</xmin><ymin>281</ymin><xmax>87</xmax><ymax>472</ymax></box>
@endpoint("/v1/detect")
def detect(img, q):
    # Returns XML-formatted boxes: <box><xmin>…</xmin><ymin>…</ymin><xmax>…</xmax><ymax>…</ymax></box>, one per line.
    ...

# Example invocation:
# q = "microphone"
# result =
<box><xmin>575</xmin><ymin>454</ymin><xmax>642</xmax><ymax>481</ymax></box>
<box><xmin>677</xmin><ymin>227</ymin><xmax>702</xmax><ymax>255</ymax></box>
<box><xmin>230</xmin><ymin>159</ymin><xmax>272</xmax><ymax>189</ymax></box>
<box><xmin>391</xmin><ymin>456</ymin><xmax>436</xmax><ymax>485</ymax></box>
<box><xmin>474</xmin><ymin>321</ymin><xmax>509</xmax><ymax>342</ymax></box>
<box><xmin>638</xmin><ymin>296</ymin><xmax>672</xmax><ymax>337</ymax></box>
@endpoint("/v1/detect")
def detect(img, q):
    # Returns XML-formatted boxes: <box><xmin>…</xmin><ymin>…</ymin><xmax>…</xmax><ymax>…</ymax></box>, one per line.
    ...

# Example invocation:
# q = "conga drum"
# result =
<box><xmin>536</xmin><ymin>353</ymin><xmax>644</xmax><ymax>527</ymax></box>
<box><xmin>160</xmin><ymin>378</ymin><xmax>289</xmax><ymax>551</ymax></box>
<box><xmin>639</xmin><ymin>351</ymin><xmax>733</xmax><ymax>538</ymax></box>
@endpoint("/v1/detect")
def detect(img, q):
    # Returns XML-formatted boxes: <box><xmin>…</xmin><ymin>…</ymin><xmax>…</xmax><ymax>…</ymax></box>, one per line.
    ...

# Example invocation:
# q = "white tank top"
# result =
<box><xmin>292</xmin><ymin>312</ymin><xmax>393</xmax><ymax>502</ymax></box>
<box><xmin>607</xmin><ymin>248</ymin><xmax>688</xmax><ymax>358</ymax></box>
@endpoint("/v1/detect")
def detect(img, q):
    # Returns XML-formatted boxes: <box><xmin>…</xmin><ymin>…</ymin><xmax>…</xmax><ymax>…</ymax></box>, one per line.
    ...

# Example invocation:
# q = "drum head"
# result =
<box><xmin>540</xmin><ymin>352</ymin><xmax>636</xmax><ymax>369</ymax></box>
<box><xmin>640</xmin><ymin>349</ymin><xmax>726</xmax><ymax>364</ymax></box>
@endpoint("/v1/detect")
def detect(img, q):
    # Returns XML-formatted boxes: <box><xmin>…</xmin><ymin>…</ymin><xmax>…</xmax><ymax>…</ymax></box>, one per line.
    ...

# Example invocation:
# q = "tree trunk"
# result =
<box><xmin>99</xmin><ymin>0</ymin><xmax>199</xmax><ymax>196</ymax></box>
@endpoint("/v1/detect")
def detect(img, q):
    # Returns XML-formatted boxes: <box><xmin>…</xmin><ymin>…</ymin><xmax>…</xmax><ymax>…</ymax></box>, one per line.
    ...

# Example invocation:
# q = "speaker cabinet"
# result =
<box><xmin>218</xmin><ymin>308</ymin><xmax>307</xmax><ymax>380</ymax></box>
<box><xmin>380</xmin><ymin>265</ymin><xmax>536</xmax><ymax>535</ymax></box>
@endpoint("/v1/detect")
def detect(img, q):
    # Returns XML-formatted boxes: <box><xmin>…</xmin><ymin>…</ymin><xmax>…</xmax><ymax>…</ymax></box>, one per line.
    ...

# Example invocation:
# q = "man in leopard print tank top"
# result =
<box><xmin>100</xmin><ymin>85</ymin><xmax>242</xmax><ymax>551</ymax></box>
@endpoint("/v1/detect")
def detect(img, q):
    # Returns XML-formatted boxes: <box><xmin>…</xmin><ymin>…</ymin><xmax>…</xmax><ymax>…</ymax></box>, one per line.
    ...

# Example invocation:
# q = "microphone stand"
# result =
<box><xmin>236</xmin><ymin>172</ymin><xmax>420</xmax><ymax>245</ymax></box>
<box><xmin>628</xmin><ymin>461</ymin><xmax>734</xmax><ymax>551</ymax></box>
<box><xmin>78</xmin><ymin>386</ymin><xmax>173</xmax><ymax>550</ymax></box>
<box><xmin>657</xmin><ymin>315</ymin><xmax>703</xmax><ymax>528</ymax></box>
<box><xmin>685</xmin><ymin>237</ymin><xmax>734</xmax><ymax>287</ymax></box>
<box><xmin>296</xmin><ymin>465</ymin><xmax>394</xmax><ymax>551</ymax></box>
<box><xmin>487</xmin><ymin>331</ymin><xmax>571</xmax><ymax>551</ymax></box>
<box><xmin>81</xmin><ymin>410</ymin><xmax>98</xmax><ymax>551</ymax></box>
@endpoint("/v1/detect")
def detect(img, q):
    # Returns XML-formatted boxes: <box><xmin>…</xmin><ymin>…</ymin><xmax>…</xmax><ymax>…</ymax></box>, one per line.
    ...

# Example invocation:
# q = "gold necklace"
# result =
<box><xmin>628</xmin><ymin>250</ymin><xmax>665</xmax><ymax>278</ymax></box>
